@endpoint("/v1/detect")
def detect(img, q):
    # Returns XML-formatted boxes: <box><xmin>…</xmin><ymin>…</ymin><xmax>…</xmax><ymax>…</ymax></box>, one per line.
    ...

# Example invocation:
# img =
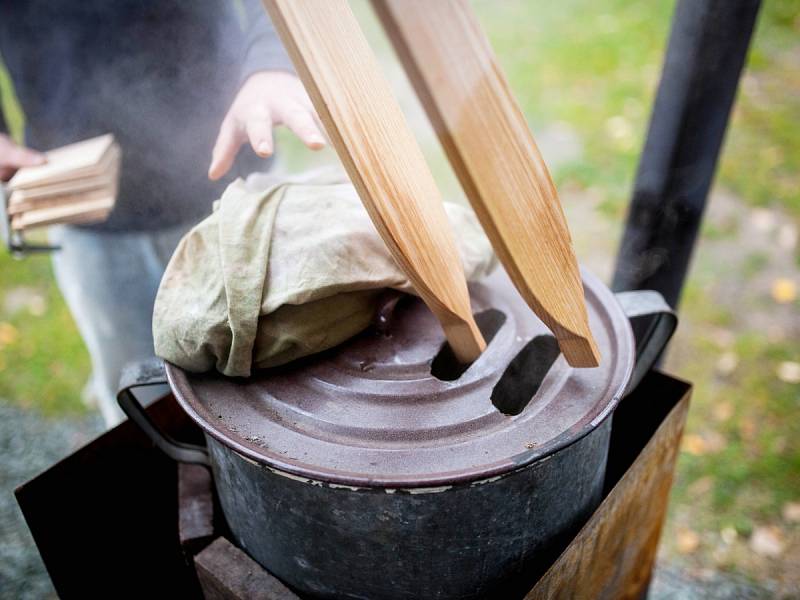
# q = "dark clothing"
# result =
<box><xmin>0</xmin><ymin>0</ymin><xmax>292</xmax><ymax>231</ymax></box>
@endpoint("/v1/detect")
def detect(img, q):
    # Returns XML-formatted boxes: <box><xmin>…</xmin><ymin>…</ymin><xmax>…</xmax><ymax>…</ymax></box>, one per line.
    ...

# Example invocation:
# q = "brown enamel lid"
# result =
<box><xmin>167</xmin><ymin>267</ymin><xmax>634</xmax><ymax>487</ymax></box>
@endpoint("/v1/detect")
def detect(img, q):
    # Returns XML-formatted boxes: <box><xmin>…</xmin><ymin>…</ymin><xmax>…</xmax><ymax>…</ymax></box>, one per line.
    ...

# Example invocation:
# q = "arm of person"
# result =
<box><xmin>208</xmin><ymin>1</ymin><xmax>326</xmax><ymax>180</ymax></box>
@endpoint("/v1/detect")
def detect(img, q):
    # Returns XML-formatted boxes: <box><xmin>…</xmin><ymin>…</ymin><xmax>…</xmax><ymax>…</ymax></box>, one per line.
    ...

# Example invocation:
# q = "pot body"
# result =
<box><xmin>208</xmin><ymin>418</ymin><xmax>612</xmax><ymax>600</ymax></box>
<box><xmin>117</xmin><ymin>269</ymin><xmax>675</xmax><ymax>599</ymax></box>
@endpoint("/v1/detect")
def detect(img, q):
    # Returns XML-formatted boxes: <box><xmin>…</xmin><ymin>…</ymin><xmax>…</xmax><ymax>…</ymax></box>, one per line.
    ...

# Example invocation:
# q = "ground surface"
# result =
<box><xmin>1</xmin><ymin>0</ymin><xmax>798</xmax><ymax>597</ymax></box>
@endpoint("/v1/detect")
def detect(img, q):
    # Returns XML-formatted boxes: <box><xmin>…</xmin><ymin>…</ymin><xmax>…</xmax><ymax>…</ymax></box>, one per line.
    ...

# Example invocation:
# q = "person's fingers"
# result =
<box><xmin>245</xmin><ymin>116</ymin><xmax>275</xmax><ymax>158</ymax></box>
<box><xmin>0</xmin><ymin>166</ymin><xmax>15</xmax><ymax>182</ymax></box>
<box><xmin>280</xmin><ymin>106</ymin><xmax>326</xmax><ymax>150</ymax></box>
<box><xmin>208</xmin><ymin>116</ymin><xmax>244</xmax><ymax>180</ymax></box>
<box><xmin>0</xmin><ymin>134</ymin><xmax>46</xmax><ymax>171</ymax></box>
<box><xmin>6</xmin><ymin>145</ymin><xmax>46</xmax><ymax>168</ymax></box>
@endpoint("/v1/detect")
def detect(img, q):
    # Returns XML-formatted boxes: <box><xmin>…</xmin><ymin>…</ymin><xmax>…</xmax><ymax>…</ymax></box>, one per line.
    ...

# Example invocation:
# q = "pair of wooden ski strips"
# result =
<box><xmin>263</xmin><ymin>0</ymin><xmax>600</xmax><ymax>368</ymax></box>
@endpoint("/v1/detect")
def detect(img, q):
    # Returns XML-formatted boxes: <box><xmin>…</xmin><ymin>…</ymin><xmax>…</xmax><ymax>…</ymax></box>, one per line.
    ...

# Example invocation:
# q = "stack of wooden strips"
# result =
<box><xmin>7</xmin><ymin>134</ymin><xmax>120</xmax><ymax>231</ymax></box>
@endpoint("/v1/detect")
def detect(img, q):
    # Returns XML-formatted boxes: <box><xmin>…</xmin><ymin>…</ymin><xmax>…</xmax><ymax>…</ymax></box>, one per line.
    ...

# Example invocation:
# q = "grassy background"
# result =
<box><xmin>1</xmin><ymin>0</ymin><xmax>798</xmax><ymax>586</ymax></box>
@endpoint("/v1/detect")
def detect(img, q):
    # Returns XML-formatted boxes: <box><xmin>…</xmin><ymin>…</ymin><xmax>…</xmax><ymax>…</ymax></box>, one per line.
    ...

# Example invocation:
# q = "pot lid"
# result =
<box><xmin>167</xmin><ymin>268</ymin><xmax>634</xmax><ymax>487</ymax></box>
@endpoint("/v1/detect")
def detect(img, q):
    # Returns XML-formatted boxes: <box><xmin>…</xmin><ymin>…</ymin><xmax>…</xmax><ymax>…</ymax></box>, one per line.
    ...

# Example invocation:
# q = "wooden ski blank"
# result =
<box><xmin>263</xmin><ymin>0</ymin><xmax>486</xmax><ymax>363</ymax></box>
<box><xmin>373</xmin><ymin>0</ymin><xmax>600</xmax><ymax>367</ymax></box>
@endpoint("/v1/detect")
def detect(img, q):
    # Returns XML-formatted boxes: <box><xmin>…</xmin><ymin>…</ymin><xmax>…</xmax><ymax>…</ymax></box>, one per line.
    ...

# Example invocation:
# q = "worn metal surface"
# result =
<box><xmin>15</xmin><ymin>372</ymin><xmax>696</xmax><ymax>600</ymax></box>
<box><xmin>167</xmin><ymin>268</ymin><xmax>634</xmax><ymax>487</ymax></box>
<box><xmin>209</xmin><ymin>420</ymin><xmax>611</xmax><ymax>600</ymax></box>
<box><xmin>119</xmin><ymin>268</ymin><xmax>675</xmax><ymax>599</ymax></box>
<box><xmin>0</xmin><ymin>184</ymin><xmax>60</xmax><ymax>255</ymax></box>
<box><xmin>14</xmin><ymin>395</ymin><xmax>203</xmax><ymax>599</ymax></box>
<box><xmin>613</xmin><ymin>0</ymin><xmax>761</xmax><ymax>307</ymax></box>
<box><xmin>527</xmin><ymin>372</ymin><xmax>691</xmax><ymax>600</ymax></box>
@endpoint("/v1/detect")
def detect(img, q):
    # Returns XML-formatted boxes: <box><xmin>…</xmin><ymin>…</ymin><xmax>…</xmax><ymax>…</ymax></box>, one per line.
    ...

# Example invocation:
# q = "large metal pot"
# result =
<box><xmin>119</xmin><ymin>268</ymin><xmax>675</xmax><ymax>599</ymax></box>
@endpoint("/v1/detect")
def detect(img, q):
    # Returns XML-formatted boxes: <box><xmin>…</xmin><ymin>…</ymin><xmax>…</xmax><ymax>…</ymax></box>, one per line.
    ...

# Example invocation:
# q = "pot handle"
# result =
<box><xmin>117</xmin><ymin>358</ymin><xmax>210</xmax><ymax>467</ymax></box>
<box><xmin>614</xmin><ymin>290</ymin><xmax>678</xmax><ymax>395</ymax></box>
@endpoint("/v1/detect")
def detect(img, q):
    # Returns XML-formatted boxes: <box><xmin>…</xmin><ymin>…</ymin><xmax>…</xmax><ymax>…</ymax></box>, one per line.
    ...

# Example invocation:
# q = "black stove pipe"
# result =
<box><xmin>612</xmin><ymin>0</ymin><xmax>761</xmax><ymax>308</ymax></box>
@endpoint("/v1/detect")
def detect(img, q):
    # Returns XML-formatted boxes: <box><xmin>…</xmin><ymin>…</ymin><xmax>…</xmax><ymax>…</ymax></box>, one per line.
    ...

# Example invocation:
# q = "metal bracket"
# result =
<box><xmin>615</xmin><ymin>290</ymin><xmax>678</xmax><ymax>395</ymax></box>
<box><xmin>1</xmin><ymin>184</ymin><xmax>61</xmax><ymax>257</ymax></box>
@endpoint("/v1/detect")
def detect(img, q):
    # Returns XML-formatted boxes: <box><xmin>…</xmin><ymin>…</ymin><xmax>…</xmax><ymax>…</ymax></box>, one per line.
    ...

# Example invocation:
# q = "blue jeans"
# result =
<box><xmin>50</xmin><ymin>223</ymin><xmax>191</xmax><ymax>426</ymax></box>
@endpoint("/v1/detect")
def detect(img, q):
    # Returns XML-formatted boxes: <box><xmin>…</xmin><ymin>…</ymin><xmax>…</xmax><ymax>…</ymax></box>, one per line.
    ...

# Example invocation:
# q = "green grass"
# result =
<box><xmin>0</xmin><ymin>58</ymin><xmax>23</xmax><ymax>141</ymax></box>
<box><xmin>0</xmin><ymin>252</ymin><xmax>90</xmax><ymax>415</ymax></box>
<box><xmin>475</xmin><ymin>0</ymin><xmax>673</xmax><ymax>208</ymax></box>
<box><xmin>671</xmin><ymin>332</ymin><xmax>800</xmax><ymax>530</ymax></box>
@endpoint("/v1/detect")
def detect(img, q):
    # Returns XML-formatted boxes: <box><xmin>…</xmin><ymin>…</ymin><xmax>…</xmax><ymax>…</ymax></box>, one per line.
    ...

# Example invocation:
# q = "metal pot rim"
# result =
<box><xmin>166</xmin><ymin>268</ymin><xmax>636</xmax><ymax>488</ymax></box>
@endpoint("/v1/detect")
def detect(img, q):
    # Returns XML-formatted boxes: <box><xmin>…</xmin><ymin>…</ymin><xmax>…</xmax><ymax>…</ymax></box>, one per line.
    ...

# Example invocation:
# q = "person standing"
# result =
<box><xmin>0</xmin><ymin>0</ymin><xmax>324</xmax><ymax>425</ymax></box>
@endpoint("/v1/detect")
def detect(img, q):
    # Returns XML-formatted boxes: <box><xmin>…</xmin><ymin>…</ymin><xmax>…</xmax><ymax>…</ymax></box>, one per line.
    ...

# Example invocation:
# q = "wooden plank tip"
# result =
<box><xmin>559</xmin><ymin>335</ymin><xmax>601</xmax><ymax>368</ymax></box>
<box><xmin>445</xmin><ymin>316</ymin><xmax>487</xmax><ymax>365</ymax></box>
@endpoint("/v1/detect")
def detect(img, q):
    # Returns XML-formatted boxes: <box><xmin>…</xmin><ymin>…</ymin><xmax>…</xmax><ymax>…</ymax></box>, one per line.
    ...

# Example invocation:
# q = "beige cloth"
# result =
<box><xmin>153</xmin><ymin>172</ymin><xmax>495</xmax><ymax>376</ymax></box>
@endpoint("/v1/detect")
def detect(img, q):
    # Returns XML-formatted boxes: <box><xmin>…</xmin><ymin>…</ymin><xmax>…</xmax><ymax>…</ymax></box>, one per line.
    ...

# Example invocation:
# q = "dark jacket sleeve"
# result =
<box><xmin>240</xmin><ymin>0</ymin><xmax>294</xmax><ymax>83</ymax></box>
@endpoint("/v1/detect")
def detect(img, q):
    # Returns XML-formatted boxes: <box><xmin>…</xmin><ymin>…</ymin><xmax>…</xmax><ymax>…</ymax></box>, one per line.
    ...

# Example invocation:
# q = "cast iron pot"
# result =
<box><xmin>119</xmin><ymin>268</ymin><xmax>675</xmax><ymax>600</ymax></box>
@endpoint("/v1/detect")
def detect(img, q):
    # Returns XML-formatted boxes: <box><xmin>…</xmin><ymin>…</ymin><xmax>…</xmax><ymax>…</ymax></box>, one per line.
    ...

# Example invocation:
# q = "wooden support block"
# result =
<box><xmin>373</xmin><ymin>0</ymin><xmax>600</xmax><ymax>367</ymax></box>
<box><xmin>195</xmin><ymin>537</ymin><xmax>301</xmax><ymax>600</ymax></box>
<box><xmin>263</xmin><ymin>0</ymin><xmax>486</xmax><ymax>364</ymax></box>
<box><xmin>178</xmin><ymin>463</ymin><xmax>216</xmax><ymax>558</ymax></box>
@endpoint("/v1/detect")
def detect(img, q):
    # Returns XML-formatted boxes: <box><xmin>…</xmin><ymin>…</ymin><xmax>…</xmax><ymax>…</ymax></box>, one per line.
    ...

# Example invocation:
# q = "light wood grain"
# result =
<box><xmin>8</xmin><ymin>182</ymin><xmax>117</xmax><ymax>215</ymax></box>
<box><xmin>9</xmin><ymin>134</ymin><xmax>115</xmax><ymax>190</ymax></box>
<box><xmin>11</xmin><ymin>196</ymin><xmax>114</xmax><ymax>230</ymax></box>
<box><xmin>262</xmin><ymin>0</ymin><xmax>485</xmax><ymax>364</ymax></box>
<box><xmin>373</xmin><ymin>0</ymin><xmax>599</xmax><ymax>367</ymax></box>
<box><xmin>8</xmin><ymin>170</ymin><xmax>116</xmax><ymax>205</ymax></box>
<box><xmin>195</xmin><ymin>538</ymin><xmax>302</xmax><ymax>600</ymax></box>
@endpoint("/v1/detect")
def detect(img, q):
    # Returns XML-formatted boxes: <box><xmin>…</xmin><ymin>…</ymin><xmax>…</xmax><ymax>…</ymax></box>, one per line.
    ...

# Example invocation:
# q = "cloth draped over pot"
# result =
<box><xmin>153</xmin><ymin>171</ymin><xmax>496</xmax><ymax>377</ymax></box>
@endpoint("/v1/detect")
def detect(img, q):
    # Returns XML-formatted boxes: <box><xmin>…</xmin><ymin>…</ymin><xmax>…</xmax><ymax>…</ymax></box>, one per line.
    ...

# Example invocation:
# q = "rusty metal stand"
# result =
<box><xmin>16</xmin><ymin>371</ymin><xmax>690</xmax><ymax>600</ymax></box>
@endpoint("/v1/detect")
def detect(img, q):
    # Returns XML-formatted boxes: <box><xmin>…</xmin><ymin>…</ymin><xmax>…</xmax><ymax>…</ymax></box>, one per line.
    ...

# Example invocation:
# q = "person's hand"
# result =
<box><xmin>0</xmin><ymin>133</ymin><xmax>46</xmax><ymax>181</ymax></box>
<box><xmin>208</xmin><ymin>71</ymin><xmax>326</xmax><ymax>180</ymax></box>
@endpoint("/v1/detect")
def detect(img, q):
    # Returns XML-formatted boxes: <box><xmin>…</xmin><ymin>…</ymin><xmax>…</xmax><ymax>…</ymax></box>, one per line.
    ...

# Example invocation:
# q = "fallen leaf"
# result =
<box><xmin>703</xmin><ymin>431</ymin><xmax>727</xmax><ymax>453</ymax></box>
<box><xmin>771</xmin><ymin>278</ymin><xmax>797</xmax><ymax>304</ymax></box>
<box><xmin>683</xmin><ymin>433</ymin><xmax>707</xmax><ymax>456</ymax></box>
<box><xmin>676</xmin><ymin>528</ymin><xmax>701</xmax><ymax>554</ymax></box>
<box><xmin>0</xmin><ymin>322</ymin><xmax>19</xmax><ymax>347</ymax></box>
<box><xmin>712</xmin><ymin>402</ymin><xmax>734</xmax><ymax>422</ymax></box>
<box><xmin>776</xmin><ymin>361</ymin><xmax>800</xmax><ymax>384</ymax></box>
<box><xmin>782</xmin><ymin>502</ymin><xmax>800</xmax><ymax>523</ymax></box>
<box><xmin>716</xmin><ymin>352</ymin><xmax>739</xmax><ymax>376</ymax></box>
<box><xmin>682</xmin><ymin>432</ymin><xmax>725</xmax><ymax>456</ymax></box>
<box><xmin>750</xmin><ymin>525</ymin><xmax>785</xmax><ymax>557</ymax></box>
